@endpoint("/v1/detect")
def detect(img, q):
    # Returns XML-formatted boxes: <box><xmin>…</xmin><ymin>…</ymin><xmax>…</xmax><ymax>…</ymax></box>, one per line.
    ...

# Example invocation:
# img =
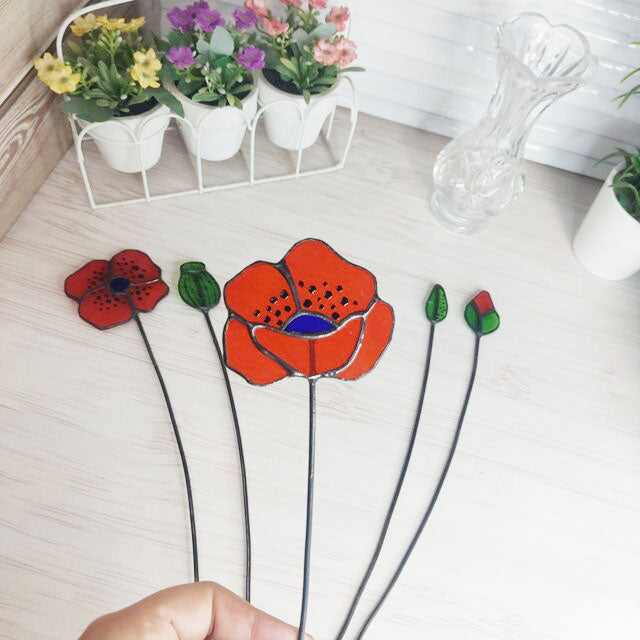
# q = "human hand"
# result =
<box><xmin>79</xmin><ymin>582</ymin><xmax>313</xmax><ymax>640</ymax></box>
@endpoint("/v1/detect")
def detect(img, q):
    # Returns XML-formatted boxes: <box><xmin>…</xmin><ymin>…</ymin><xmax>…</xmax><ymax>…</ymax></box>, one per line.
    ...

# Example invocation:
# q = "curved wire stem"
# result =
<box><xmin>204</xmin><ymin>311</ymin><xmax>252</xmax><ymax>602</ymax></box>
<box><xmin>335</xmin><ymin>322</ymin><xmax>437</xmax><ymax>640</ymax></box>
<box><xmin>135</xmin><ymin>314</ymin><xmax>199</xmax><ymax>582</ymax></box>
<box><xmin>354</xmin><ymin>333</ymin><xmax>481</xmax><ymax>640</ymax></box>
<box><xmin>298</xmin><ymin>378</ymin><xmax>317</xmax><ymax>640</ymax></box>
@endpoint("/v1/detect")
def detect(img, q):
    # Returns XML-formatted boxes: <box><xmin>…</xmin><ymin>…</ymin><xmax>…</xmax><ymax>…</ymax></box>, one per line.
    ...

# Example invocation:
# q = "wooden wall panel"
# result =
<box><xmin>0</xmin><ymin>71</ymin><xmax>72</xmax><ymax>239</ymax></box>
<box><xmin>0</xmin><ymin>0</ymin><xmax>83</xmax><ymax>103</ymax></box>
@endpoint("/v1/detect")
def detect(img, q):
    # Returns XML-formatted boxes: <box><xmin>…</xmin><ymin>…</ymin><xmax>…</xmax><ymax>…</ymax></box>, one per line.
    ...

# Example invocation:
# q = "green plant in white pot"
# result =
<box><xmin>158</xmin><ymin>2</ymin><xmax>264</xmax><ymax>161</ymax></box>
<box><xmin>35</xmin><ymin>13</ymin><xmax>183</xmax><ymax>173</ymax></box>
<box><xmin>252</xmin><ymin>0</ymin><xmax>363</xmax><ymax>150</ymax></box>
<box><xmin>574</xmin><ymin>53</ymin><xmax>640</xmax><ymax>280</ymax></box>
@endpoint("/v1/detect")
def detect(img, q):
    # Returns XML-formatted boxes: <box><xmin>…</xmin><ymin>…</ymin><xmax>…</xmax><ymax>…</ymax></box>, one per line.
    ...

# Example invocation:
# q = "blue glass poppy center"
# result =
<box><xmin>109</xmin><ymin>276</ymin><xmax>130</xmax><ymax>293</ymax></box>
<box><xmin>284</xmin><ymin>314</ymin><xmax>334</xmax><ymax>335</ymax></box>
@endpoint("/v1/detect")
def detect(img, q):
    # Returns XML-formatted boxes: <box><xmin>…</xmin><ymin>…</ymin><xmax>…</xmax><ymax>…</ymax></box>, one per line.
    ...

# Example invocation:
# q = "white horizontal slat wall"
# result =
<box><xmin>347</xmin><ymin>0</ymin><xmax>640</xmax><ymax>178</ymax></box>
<box><xmin>153</xmin><ymin>0</ymin><xmax>640</xmax><ymax>178</ymax></box>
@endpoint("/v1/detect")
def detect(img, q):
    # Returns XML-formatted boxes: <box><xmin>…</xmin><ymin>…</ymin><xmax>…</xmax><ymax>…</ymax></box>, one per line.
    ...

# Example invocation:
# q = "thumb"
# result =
<box><xmin>79</xmin><ymin>581</ymin><xmax>314</xmax><ymax>640</ymax></box>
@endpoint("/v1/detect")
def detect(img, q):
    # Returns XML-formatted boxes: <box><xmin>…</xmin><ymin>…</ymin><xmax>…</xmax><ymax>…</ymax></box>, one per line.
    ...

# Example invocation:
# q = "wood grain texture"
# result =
<box><xmin>0</xmin><ymin>0</ymin><xmax>82</xmax><ymax>103</ymax></box>
<box><xmin>0</xmin><ymin>113</ymin><xmax>639</xmax><ymax>640</ymax></box>
<box><xmin>0</xmin><ymin>71</ymin><xmax>72</xmax><ymax>240</ymax></box>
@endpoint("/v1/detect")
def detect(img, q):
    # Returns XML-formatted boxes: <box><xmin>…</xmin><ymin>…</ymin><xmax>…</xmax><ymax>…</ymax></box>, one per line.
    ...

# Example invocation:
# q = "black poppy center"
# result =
<box><xmin>109</xmin><ymin>276</ymin><xmax>130</xmax><ymax>293</ymax></box>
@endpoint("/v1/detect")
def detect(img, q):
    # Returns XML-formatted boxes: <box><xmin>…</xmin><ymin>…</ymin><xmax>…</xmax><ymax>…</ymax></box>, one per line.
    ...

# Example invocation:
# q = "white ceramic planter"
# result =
<box><xmin>165</xmin><ymin>79</ymin><xmax>258</xmax><ymax>161</ymax></box>
<box><xmin>257</xmin><ymin>72</ymin><xmax>340</xmax><ymax>150</ymax></box>
<box><xmin>573</xmin><ymin>163</ymin><xmax>640</xmax><ymax>280</ymax></box>
<box><xmin>80</xmin><ymin>103</ymin><xmax>170</xmax><ymax>173</ymax></box>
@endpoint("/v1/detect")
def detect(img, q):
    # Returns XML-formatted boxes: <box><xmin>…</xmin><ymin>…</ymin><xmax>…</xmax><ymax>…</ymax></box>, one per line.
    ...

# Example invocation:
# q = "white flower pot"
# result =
<box><xmin>257</xmin><ymin>72</ymin><xmax>340</xmax><ymax>150</ymax></box>
<box><xmin>80</xmin><ymin>103</ymin><xmax>170</xmax><ymax>173</ymax></box>
<box><xmin>573</xmin><ymin>163</ymin><xmax>640</xmax><ymax>280</ymax></box>
<box><xmin>165</xmin><ymin>79</ymin><xmax>258</xmax><ymax>161</ymax></box>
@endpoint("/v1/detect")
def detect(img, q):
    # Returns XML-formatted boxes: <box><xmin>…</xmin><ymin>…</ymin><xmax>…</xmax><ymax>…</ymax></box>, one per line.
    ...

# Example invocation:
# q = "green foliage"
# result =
<box><xmin>178</xmin><ymin>262</ymin><xmax>221</xmax><ymax>311</ymax></box>
<box><xmin>59</xmin><ymin>24</ymin><xmax>182</xmax><ymax>121</ymax></box>
<box><xmin>258</xmin><ymin>4</ymin><xmax>362</xmax><ymax>103</ymax></box>
<box><xmin>597</xmin><ymin>148</ymin><xmax>640</xmax><ymax>221</ymax></box>
<box><xmin>597</xmin><ymin>44</ymin><xmax>640</xmax><ymax>221</ymax></box>
<box><xmin>158</xmin><ymin>26</ymin><xmax>255</xmax><ymax>108</ymax></box>
<box><xmin>615</xmin><ymin>41</ymin><xmax>640</xmax><ymax>108</ymax></box>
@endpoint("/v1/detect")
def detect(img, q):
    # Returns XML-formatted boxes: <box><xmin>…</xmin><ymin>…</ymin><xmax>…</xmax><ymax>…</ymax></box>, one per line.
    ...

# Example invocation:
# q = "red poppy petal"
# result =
<box><xmin>254</xmin><ymin>316</ymin><xmax>363</xmax><ymax>377</ymax></box>
<box><xmin>224</xmin><ymin>261</ymin><xmax>297</xmax><ymax>327</ymax></box>
<box><xmin>110</xmin><ymin>249</ymin><xmax>162</xmax><ymax>284</ymax></box>
<box><xmin>314</xmin><ymin>316</ymin><xmax>363</xmax><ymax>374</ymax></box>
<box><xmin>77</xmin><ymin>288</ymin><xmax>133</xmax><ymax>330</ymax></box>
<box><xmin>224</xmin><ymin>317</ymin><xmax>289</xmax><ymax>385</ymax></box>
<box><xmin>284</xmin><ymin>239</ymin><xmax>376</xmax><ymax>322</ymax></box>
<box><xmin>129</xmin><ymin>280</ymin><xmax>169</xmax><ymax>312</ymax></box>
<box><xmin>335</xmin><ymin>299</ymin><xmax>394</xmax><ymax>380</ymax></box>
<box><xmin>473</xmin><ymin>291</ymin><xmax>494</xmax><ymax>315</ymax></box>
<box><xmin>64</xmin><ymin>260</ymin><xmax>109</xmax><ymax>300</ymax></box>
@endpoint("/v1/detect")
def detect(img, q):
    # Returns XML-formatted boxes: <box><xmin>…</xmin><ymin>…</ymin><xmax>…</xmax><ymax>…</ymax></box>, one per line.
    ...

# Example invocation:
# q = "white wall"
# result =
<box><xmin>155</xmin><ymin>0</ymin><xmax>640</xmax><ymax>178</ymax></box>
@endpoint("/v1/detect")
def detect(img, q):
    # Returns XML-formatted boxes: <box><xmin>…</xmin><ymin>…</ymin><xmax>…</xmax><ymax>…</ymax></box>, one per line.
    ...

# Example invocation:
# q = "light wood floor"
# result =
<box><xmin>1</xmin><ymin>112</ymin><xmax>639</xmax><ymax>640</ymax></box>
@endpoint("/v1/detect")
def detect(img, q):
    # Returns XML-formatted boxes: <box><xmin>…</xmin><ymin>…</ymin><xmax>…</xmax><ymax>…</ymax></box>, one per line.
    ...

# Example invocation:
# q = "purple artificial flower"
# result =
<box><xmin>195</xmin><ymin>8</ymin><xmax>226</xmax><ymax>32</ymax></box>
<box><xmin>166</xmin><ymin>45</ymin><xmax>196</xmax><ymax>69</ymax></box>
<box><xmin>186</xmin><ymin>1</ymin><xmax>210</xmax><ymax>19</ymax></box>
<box><xmin>167</xmin><ymin>6</ymin><xmax>192</xmax><ymax>31</ymax></box>
<box><xmin>237</xmin><ymin>45</ymin><xmax>265</xmax><ymax>71</ymax></box>
<box><xmin>233</xmin><ymin>7</ymin><xmax>257</xmax><ymax>30</ymax></box>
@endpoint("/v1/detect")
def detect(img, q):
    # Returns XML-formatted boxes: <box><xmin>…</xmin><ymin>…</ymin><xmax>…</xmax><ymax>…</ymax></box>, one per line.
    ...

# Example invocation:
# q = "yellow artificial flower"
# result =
<box><xmin>120</xmin><ymin>17</ymin><xmax>145</xmax><ymax>33</ymax></box>
<box><xmin>45</xmin><ymin>67</ymin><xmax>81</xmax><ymax>94</ymax></box>
<box><xmin>70</xmin><ymin>13</ymin><xmax>98</xmax><ymax>36</ymax></box>
<box><xmin>33</xmin><ymin>52</ymin><xmax>65</xmax><ymax>82</ymax></box>
<box><xmin>130</xmin><ymin>48</ymin><xmax>161</xmax><ymax>88</ymax></box>
<box><xmin>96</xmin><ymin>15</ymin><xmax>126</xmax><ymax>30</ymax></box>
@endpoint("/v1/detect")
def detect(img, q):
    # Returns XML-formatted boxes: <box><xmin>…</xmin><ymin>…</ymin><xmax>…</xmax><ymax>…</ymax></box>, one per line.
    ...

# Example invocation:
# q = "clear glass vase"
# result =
<box><xmin>431</xmin><ymin>13</ymin><xmax>597</xmax><ymax>234</ymax></box>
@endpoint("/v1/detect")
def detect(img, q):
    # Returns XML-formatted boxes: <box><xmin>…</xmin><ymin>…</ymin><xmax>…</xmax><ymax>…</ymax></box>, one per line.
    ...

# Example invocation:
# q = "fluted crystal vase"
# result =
<box><xmin>431</xmin><ymin>13</ymin><xmax>597</xmax><ymax>234</ymax></box>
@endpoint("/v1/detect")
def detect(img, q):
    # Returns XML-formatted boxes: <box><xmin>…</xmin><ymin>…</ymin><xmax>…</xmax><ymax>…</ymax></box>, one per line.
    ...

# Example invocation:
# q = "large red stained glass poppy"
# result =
<box><xmin>222</xmin><ymin>239</ymin><xmax>394</xmax><ymax>640</ymax></box>
<box><xmin>223</xmin><ymin>239</ymin><xmax>394</xmax><ymax>385</ymax></box>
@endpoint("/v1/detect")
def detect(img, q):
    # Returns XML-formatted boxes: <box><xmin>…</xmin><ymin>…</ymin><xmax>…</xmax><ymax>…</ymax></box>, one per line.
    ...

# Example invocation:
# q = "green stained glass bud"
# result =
<box><xmin>464</xmin><ymin>290</ymin><xmax>500</xmax><ymax>335</ymax></box>
<box><xmin>178</xmin><ymin>261</ymin><xmax>221</xmax><ymax>311</ymax></box>
<box><xmin>425</xmin><ymin>284</ymin><xmax>448</xmax><ymax>323</ymax></box>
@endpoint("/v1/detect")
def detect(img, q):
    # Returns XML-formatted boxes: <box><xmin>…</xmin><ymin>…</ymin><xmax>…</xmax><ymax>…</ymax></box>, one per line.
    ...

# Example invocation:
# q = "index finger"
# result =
<box><xmin>79</xmin><ymin>582</ymin><xmax>312</xmax><ymax>640</ymax></box>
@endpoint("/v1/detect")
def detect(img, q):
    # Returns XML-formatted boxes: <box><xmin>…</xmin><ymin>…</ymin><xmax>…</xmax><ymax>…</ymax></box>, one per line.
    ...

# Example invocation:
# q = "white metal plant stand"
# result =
<box><xmin>56</xmin><ymin>0</ymin><xmax>358</xmax><ymax>210</ymax></box>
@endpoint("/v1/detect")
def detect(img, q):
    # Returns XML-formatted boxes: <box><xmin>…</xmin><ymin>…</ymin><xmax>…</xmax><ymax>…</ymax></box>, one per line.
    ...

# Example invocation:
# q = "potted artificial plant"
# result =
<box><xmin>251</xmin><ymin>0</ymin><xmax>362</xmax><ymax>150</ymax></box>
<box><xmin>573</xmin><ymin>55</ymin><xmax>640</xmax><ymax>280</ymax></box>
<box><xmin>35</xmin><ymin>13</ymin><xmax>183</xmax><ymax>173</ymax></box>
<box><xmin>159</xmin><ymin>2</ymin><xmax>264</xmax><ymax>161</ymax></box>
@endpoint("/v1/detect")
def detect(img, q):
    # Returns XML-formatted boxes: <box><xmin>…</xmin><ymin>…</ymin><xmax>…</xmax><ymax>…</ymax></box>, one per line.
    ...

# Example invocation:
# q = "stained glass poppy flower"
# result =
<box><xmin>223</xmin><ymin>238</ymin><xmax>394</xmax><ymax>385</ymax></box>
<box><xmin>64</xmin><ymin>249</ymin><xmax>169</xmax><ymax>330</ymax></box>
<box><xmin>64</xmin><ymin>249</ymin><xmax>198</xmax><ymax>582</ymax></box>
<box><xmin>222</xmin><ymin>238</ymin><xmax>394</xmax><ymax>640</ymax></box>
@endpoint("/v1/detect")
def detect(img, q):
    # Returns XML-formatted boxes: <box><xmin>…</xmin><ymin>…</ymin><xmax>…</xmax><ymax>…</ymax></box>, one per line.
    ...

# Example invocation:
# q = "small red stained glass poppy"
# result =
<box><xmin>64</xmin><ymin>249</ymin><xmax>169</xmax><ymax>330</ymax></box>
<box><xmin>64</xmin><ymin>249</ymin><xmax>198</xmax><ymax>582</ymax></box>
<box><xmin>223</xmin><ymin>238</ymin><xmax>394</xmax><ymax>385</ymax></box>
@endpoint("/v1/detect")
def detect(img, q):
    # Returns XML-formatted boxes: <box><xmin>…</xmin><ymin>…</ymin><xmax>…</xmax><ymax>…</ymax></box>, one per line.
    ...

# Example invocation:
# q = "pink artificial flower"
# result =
<box><xmin>261</xmin><ymin>16</ymin><xmax>289</xmax><ymax>36</ymax></box>
<box><xmin>312</xmin><ymin>39</ymin><xmax>338</xmax><ymax>65</ymax></box>
<box><xmin>281</xmin><ymin>0</ymin><xmax>302</xmax><ymax>6</ymax></box>
<box><xmin>309</xmin><ymin>0</ymin><xmax>328</xmax><ymax>8</ymax></box>
<box><xmin>334</xmin><ymin>36</ymin><xmax>357</xmax><ymax>68</ymax></box>
<box><xmin>326</xmin><ymin>6</ymin><xmax>349</xmax><ymax>31</ymax></box>
<box><xmin>244</xmin><ymin>0</ymin><xmax>269</xmax><ymax>19</ymax></box>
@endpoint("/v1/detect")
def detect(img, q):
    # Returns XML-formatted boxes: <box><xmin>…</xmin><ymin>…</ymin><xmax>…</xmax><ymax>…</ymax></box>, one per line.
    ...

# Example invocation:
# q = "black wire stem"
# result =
<box><xmin>335</xmin><ymin>322</ymin><xmax>437</xmax><ymax>640</ymax></box>
<box><xmin>297</xmin><ymin>378</ymin><xmax>317</xmax><ymax>640</ymax></box>
<box><xmin>135</xmin><ymin>314</ymin><xmax>199</xmax><ymax>583</ymax></box>
<box><xmin>354</xmin><ymin>333</ymin><xmax>481</xmax><ymax>640</ymax></box>
<box><xmin>203</xmin><ymin>310</ymin><xmax>252</xmax><ymax>603</ymax></box>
